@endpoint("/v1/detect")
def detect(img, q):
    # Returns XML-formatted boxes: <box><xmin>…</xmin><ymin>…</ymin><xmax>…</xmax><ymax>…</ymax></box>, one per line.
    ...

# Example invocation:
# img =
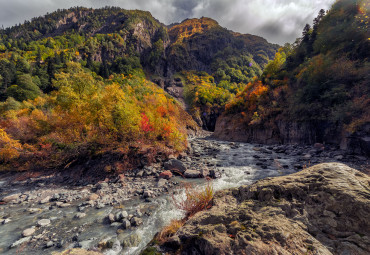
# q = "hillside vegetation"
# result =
<box><xmin>216</xmin><ymin>0</ymin><xmax>370</xmax><ymax>154</ymax></box>
<box><xmin>0</xmin><ymin>7</ymin><xmax>280</xmax><ymax>170</ymax></box>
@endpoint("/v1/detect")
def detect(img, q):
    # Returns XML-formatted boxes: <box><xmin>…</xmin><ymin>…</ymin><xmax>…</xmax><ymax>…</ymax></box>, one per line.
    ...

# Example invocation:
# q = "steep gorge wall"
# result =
<box><xmin>214</xmin><ymin>115</ymin><xmax>370</xmax><ymax>156</ymax></box>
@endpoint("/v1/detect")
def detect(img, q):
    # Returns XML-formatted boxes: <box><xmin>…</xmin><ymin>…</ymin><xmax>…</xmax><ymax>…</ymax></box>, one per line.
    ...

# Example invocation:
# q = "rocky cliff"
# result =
<box><xmin>214</xmin><ymin>116</ymin><xmax>370</xmax><ymax>156</ymax></box>
<box><xmin>160</xmin><ymin>163</ymin><xmax>370</xmax><ymax>254</ymax></box>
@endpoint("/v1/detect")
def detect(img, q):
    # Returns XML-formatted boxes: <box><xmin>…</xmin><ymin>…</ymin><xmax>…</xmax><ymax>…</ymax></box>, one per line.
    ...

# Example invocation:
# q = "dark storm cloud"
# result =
<box><xmin>0</xmin><ymin>0</ymin><xmax>336</xmax><ymax>44</ymax></box>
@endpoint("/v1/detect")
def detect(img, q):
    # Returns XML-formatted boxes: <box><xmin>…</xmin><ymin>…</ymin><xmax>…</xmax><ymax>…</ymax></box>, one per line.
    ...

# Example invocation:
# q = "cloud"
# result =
<box><xmin>0</xmin><ymin>0</ymin><xmax>336</xmax><ymax>44</ymax></box>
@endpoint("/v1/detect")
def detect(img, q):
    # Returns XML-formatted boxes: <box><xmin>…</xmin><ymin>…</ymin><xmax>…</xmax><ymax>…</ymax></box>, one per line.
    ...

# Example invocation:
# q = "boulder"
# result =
<box><xmin>157</xmin><ymin>178</ymin><xmax>168</xmax><ymax>188</ymax></box>
<box><xmin>40</xmin><ymin>196</ymin><xmax>51</xmax><ymax>204</ymax></box>
<box><xmin>37</xmin><ymin>219</ymin><xmax>51</xmax><ymax>227</ymax></box>
<box><xmin>88</xmin><ymin>193</ymin><xmax>99</xmax><ymax>201</ymax></box>
<box><xmin>164</xmin><ymin>159</ymin><xmax>187</xmax><ymax>174</ymax></box>
<box><xmin>163</xmin><ymin>163</ymin><xmax>370</xmax><ymax>255</ymax></box>
<box><xmin>10</xmin><ymin>236</ymin><xmax>31</xmax><ymax>249</ymax></box>
<box><xmin>1</xmin><ymin>193</ymin><xmax>20</xmax><ymax>203</ymax></box>
<box><xmin>22</xmin><ymin>227</ymin><xmax>35</xmax><ymax>237</ymax></box>
<box><xmin>74</xmin><ymin>213</ymin><xmax>86</xmax><ymax>219</ymax></box>
<box><xmin>184</xmin><ymin>170</ymin><xmax>201</xmax><ymax>178</ymax></box>
<box><xmin>130</xmin><ymin>217</ymin><xmax>143</xmax><ymax>227</ymax></box>
<box><xmin>159</xmin><ymin>170</ymin><xmax>173</xmax><ymax>180</ymax></box>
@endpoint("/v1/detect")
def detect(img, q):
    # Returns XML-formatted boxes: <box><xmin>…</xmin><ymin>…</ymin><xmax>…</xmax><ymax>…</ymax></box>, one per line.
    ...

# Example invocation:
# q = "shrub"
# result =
<box><xmin>172</xmin><ymin>181</ymin><xmax>214</xmax><ymax>218</ymax></box>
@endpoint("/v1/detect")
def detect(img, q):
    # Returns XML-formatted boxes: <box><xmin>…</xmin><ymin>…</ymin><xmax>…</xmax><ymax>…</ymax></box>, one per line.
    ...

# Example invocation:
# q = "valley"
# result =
<box><xmin>0</xmin><ymin>0</ymin><xmax>369</xmax><ymax>254</ymax></box>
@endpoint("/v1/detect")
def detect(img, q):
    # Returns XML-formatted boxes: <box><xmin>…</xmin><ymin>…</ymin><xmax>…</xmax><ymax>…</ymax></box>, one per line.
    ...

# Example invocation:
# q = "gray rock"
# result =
<box><xmin>45</xmin><ymin>241</ymin><xmax>54</xmax><ymax>248</ymax></box>
<box><xmin>303</xmin><ymin>154</ymin><xmax>312</xmax><ymax>160</ymax></box>
<box><xmin>157</xmin><ymin>178</ymin><xmax>167</xmax><ymax>188</ymax></box>
<box><xmin>164</xmin><ymin>159</ymin><xmax>187</xmax><ymax>174</ymax></box>
<box><xmin>74</xmin><ymin>212</ymin><xmax>86</xmax><ymax>219</ymax></box>
<box><xmin>115</xmin><ymin>211</ymin><xmax>128</xmax><ymax>221</ymax></box>
<box><xmin>200</xmin><ymin>168</ymin><xmax>209</xmax><ymax>177</ymax></box>
<box><xmin>184</xmin><ymin>170</ymin><xmax>201</xmax><ymax>178</ymax></box>
<box><xmin>22</xmin><ymin>227</ymin><xmax>35</xmax><ymax>237</ymax></box>
<box><xmin>130</xmin><ymin>217</ymin><xmax>143</xmax><ymax>226</ymax></box>
<box><xmin>2</xmin><ymin>218</ymin><xmax>11</xmax><ymax>224</ymax></box>
<box><xmin>136</xmin><ymin>170</ymin><xmax>144</xmax><ymax>177</ymax></box>
<box><xmin>335</xmin><ymin>155</ymin><xmax>344</xmax><ymax>160</ymax></box>
<box><xmin>121</xmin><ymin>219</ymin><xmax>131</xmax><ymax>229</ymax></box>
<box><xmin>37</xmin><ymin>219</ymin><xmax>51</xmax><ymax>227</ymax></box>
<box><xmin>1</xmin><ymin>193</ymin><xmax>20</xmax><ymax>203</ymax></box>
<box><xmin>143</xmin><ymin>190</ymin><xmax>153</xmax><ymax>198</ymax></box>
<box><xmin>136</xmin><ymin>209</ymin><xmax>143</xmax><ymax>217</ymax></box>
<box><xmin>40</xmin><ymin>196</ymin><xmax>51</xmax><ymax>204</ymax></box>
<box><xmin>96</xmin><ymin>202</ymin><xmax>105</xmax><ymax>209</ymax></box>
<box><xmin>169</xmin><ymin>163</ymin><xmax>370</xmax><ymax>255</ymax></box>
<box><xmin>110</xmin><ymin>222</ymin><xmax>121</xmax><ymax>227</ymax></box>
<box><xmin>118</xmin><ymin>233</ymin><xmax>141</xmax><ymax>247</ymax></box>
<box><xmin>10</xmin><ymin>236</ymin><xmax>31</xmax><ymax>249</ymax></box>
<box><xmin>108</xmin><ymin>213</ymin><xmax>115</xmax><ymax>223</ymax></box>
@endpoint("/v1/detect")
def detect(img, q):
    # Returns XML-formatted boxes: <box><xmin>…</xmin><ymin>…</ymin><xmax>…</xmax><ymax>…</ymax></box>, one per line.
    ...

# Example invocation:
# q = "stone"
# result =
<box><xmin>40</xmin><ymin>196</ymin><xmax>51</xmax><ymax>204</ymax></box>
<box><xmin>2</xmin><ymin>218</ymin><xmax>11</xmax><ymax>224</ymax></box>
<box><xmin>59</xmin><ymin>203</ymin><xmax>71</xmax><ymax>208</ymax></box>
<box><xmin>143</xmin><ymin>190</ymin><xmax>153</xmax><ymax>198</ymax></box>
<box><xmin>27</xmin><ymin>208</ymin><xmax>40</xmax><ymax>214</ymax></box>
<box><xmin>314</xmin><ymin>143</ymin><xmax>325</xmax><ymax>150</ymax></box>
<box><xmin>157</xmin><ymin>178</ymin><xmax>168</xmax><ymax>188</ymax></box>
<box><xmin>165</xmin><ymin>163</ymin><xmax>370</xmax><ymax>255</ymax></box>
<box><xmin>10</xmin><ymin>236</ymin><xmax>31</xmax><ymax>249</ymax></box>
<box><xmin>335</xmin><ymin>155</ymin><xmax>344</xmax><ymax>160</ymax></box>
<box><xmin>51</xmin><ymin>193</ymin><xmax>60</xmax><ymax>201</ymax></box>
<box><xmin>136</xmin><ymin>170</ymin><xmax>144</xmax><ymax>177</ymax></box>
<box><xmin>303</xmin><ymin>154</ymin><xmax>312</xmax><ymax>160</ymax></box>
<box><xmin>159</xmin><ymin>170</ymin><xmax>173</xmax><ymax>180</ymax></box>
<box><xmin>1</xmin><ymin>193</ymin><xmax>20</xmax><ymax>203</ymax></box>
<box><xmin>22</xmin><ymin>227</ymin><xmax>35</xmax><ymax>237</ymax></box>
<box><xmin>37</xmin><ymin>219</ymin><xmax>51</xmax><ymax>227</ymax></box>
<box><xmin>164</xmin><ymin>159</ymin><xmax>187</xmax><ymax>174</ymax></box>
<box><xmin>184</xmin><ymin>170</ymin><xmax>201</xmax><ymax>178</ymax></box>
<box><xmin>110</xmin><ymin>222</ymin><xmax>121</xmax><ymax>227</ymax></box>
<box><xmin>88</xmin><ymin>193</ymin><xmax>99</xmax><ymax>201</ymax></box>
<box><xmin>130</xmin><ymin>217</ymin><xmax>143</xmax><ymax>226</ymax></box>
<box><xmin>108</xmin><ymin>213</ymin><xmax>115</xmax><ymax>223</ymax></box>
<box><xmin>118</xmin><ymin>233</ymin><xmax>141</xmax><ymax>247</ymax></box>
<box><xmin>45</xmin><ymin>241</ymin><xmax>54</xmax><ymax>248</ymax></box>
<box><xmin>115</xmin><ymin>211</ymin><xmax>128</xmax><ymax>221</ymax></box>
<box><xmin>97</xmin><ymin>182</ymin><xmax>109</xmax><ymax>189</ymax></box>
<box><xmin>74</xmin><ymin>213</ymin><xmax>86</xmax><ymax>219</ymax></box>
<box><xmin>200</xmin><ymin>168</ymin><xmax>209</xmax><ymax>178</ymax></box>
<box><xmin>121</xmin><ymin>219</ymin><xmax>131</xmax><ymax>229</ymax></box>
<box><xmin>209</xmin><ymin>169</ymin><xmax>219</xmax><ymax>179</ymax></box>
<box><xmin>96</xmin><ymin>202</ymin><xmax>105</xmax><ymax>209</ymax></box>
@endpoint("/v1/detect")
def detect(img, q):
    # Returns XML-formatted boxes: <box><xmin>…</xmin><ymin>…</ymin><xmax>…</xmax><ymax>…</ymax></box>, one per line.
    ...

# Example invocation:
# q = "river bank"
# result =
<box><xmin>0</xmin><ymin>136</ymin><xmax>368</xmax><ymax>254</ymax></box>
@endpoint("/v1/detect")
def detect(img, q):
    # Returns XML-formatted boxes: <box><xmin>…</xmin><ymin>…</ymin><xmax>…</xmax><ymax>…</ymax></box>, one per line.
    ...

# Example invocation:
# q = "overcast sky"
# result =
<box><xmin>0</xmin><ymin>0</ymin><xmax>336</xmax><ymax>45</ymax></box>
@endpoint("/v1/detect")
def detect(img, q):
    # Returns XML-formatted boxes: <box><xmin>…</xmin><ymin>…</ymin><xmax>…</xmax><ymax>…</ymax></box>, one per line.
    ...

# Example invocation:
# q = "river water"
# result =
<box><xmin>0</xmin><ymin>138</ymin><xmax>299</xmax><ymax>255</ymax></box>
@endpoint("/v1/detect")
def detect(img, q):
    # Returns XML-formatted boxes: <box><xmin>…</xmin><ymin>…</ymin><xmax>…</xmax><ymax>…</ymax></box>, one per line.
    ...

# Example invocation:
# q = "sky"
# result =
<box><xmin>0</xmin><ymin>0</ymin><xmax>336</xmax><ymax>45</ymax></box>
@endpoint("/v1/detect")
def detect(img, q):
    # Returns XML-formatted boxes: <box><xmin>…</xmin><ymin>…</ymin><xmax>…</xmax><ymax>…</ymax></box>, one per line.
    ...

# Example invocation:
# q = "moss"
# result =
<box><xmin>140</xmin><ymin>247</ymin><xmax>161</xmax><ymax>255</ymax></box>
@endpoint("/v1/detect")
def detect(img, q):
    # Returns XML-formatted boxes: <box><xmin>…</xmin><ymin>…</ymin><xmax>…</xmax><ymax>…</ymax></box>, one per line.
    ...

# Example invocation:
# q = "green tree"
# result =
<box><xmin>6</xmin><ymin>74</ymin><xmax>42</xmax><ymax>101</ymax></box>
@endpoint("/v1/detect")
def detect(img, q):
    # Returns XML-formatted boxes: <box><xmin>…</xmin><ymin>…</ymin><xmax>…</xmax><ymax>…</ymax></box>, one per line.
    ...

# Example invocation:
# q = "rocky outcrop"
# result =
<box><xmin>214</xmin><ymin>115</ymin><xmax>370</xmax><ymax>156</ymax></box>
<box><xmin>162</xmin><ymin>163</ymin><xmax>370</xmax><ymax>254</ymax></box>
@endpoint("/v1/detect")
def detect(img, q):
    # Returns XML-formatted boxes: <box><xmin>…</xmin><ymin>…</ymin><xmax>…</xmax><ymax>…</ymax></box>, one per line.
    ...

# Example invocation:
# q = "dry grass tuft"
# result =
<box><xmin>156</xmin><ymin>219</ymin><xmax>185</xmax><ymax>244</ymax></box>
<box><xmin>172</xmin><ymin>181</ymin><xmax>214</xmax><ymax>218</ymax></box>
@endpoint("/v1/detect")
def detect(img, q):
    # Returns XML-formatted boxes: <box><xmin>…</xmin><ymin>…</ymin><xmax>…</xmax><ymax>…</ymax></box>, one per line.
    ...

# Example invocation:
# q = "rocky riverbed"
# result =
<box><xmin>156</xmin><ymin>163</ymin><xmax>370</xmax><ymax>255</ymax></box>
<box><xmin>0</xmin><ymin>136</ymin><xmax>368</xmax><ymax>254</ymax></box>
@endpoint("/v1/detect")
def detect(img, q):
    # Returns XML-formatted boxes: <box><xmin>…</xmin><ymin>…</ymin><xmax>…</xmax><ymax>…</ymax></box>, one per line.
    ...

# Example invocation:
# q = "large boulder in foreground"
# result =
<box><xmin>164</xmin><ymin>163</ymin><xmax>370</xmax><ymax>255</ymax></box>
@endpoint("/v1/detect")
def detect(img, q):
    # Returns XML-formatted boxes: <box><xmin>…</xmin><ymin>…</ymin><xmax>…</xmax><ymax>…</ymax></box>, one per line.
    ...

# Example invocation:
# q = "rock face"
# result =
<box><xmin>163</xmin><ymin>163</ymin><xmax>370</xmax><ymax>255</ymax></box>
<box><xmin>214</xmin><ymin>112</ymin><xmax>370</xmax><ymax>157</ymax></box>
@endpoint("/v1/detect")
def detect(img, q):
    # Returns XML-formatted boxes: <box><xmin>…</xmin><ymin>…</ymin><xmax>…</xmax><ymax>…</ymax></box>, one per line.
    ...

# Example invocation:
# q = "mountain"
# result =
<box><xmin>215</xmin><ymin>0</ymin><xmax>370</xmax><ymax>155</ymax></box>
<box><xmin>0</xmin><ymin>7</ymin><xmax>279</xmax><ymax>131</ymax></box>
<box><xmin>0</xmin><ymin>7</ymin><xmax>279</xmax><ymax>171</ymax></box>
